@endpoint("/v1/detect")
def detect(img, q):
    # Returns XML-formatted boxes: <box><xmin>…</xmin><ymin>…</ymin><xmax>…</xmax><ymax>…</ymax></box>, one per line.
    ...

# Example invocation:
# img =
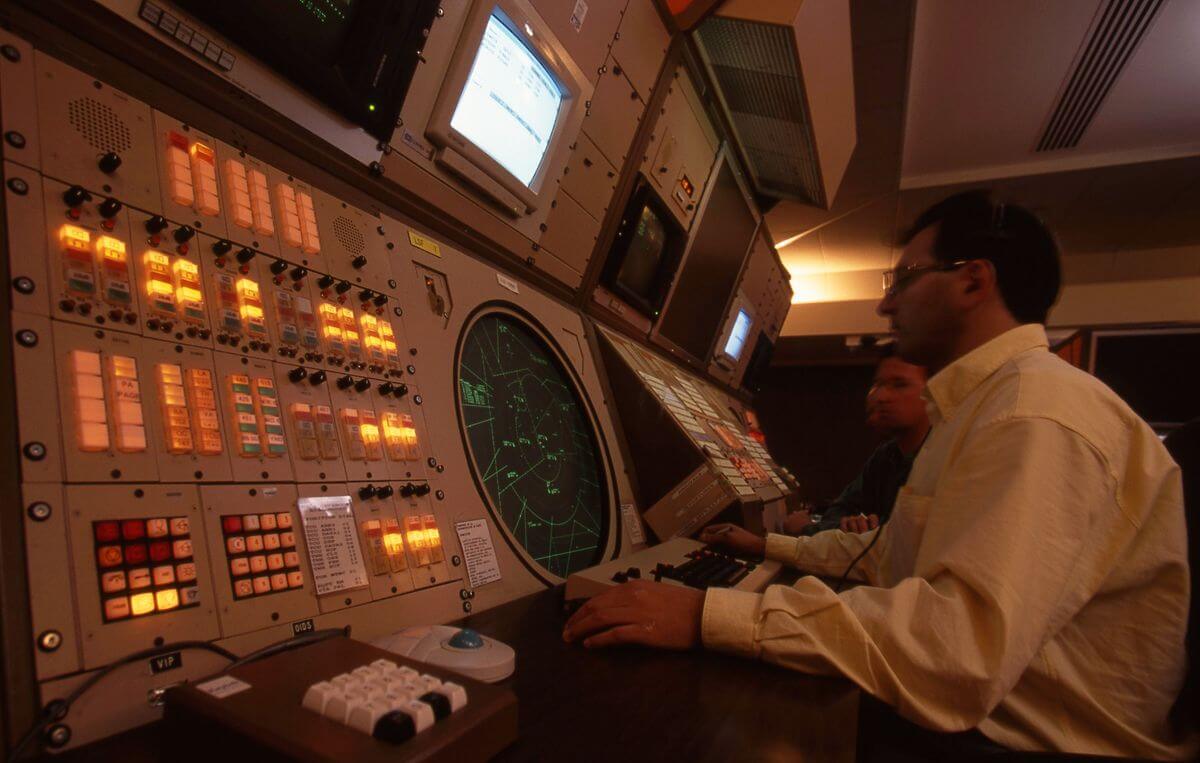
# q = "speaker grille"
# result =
<box><xmin>695</xmin><ymin>17</ymin><xmax>822</xmax><ymax>205</ymax></box>
<box><xmin>1036</xmin><ymin>0</ymin><xmax>1165</xmax><ymax>152</ymax></box>
<box><xmin>332</xmin><ymin>216</ymin><xmax>366</xmax><ymax>255</ymax></box>
<box><xmin>67</xmin><ymin>98</ymin><xmax>132</xmax><ymax>153</ymax></box>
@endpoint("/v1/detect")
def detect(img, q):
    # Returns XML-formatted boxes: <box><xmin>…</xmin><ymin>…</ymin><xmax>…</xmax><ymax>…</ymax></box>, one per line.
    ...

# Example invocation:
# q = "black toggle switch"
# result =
<box><xmin>399</xmin><ymin>483</ymin><xmax>416</xmax><ymax>497</ymax></box>
<box><xmin>351</xmin><ymin>255</ymin><xmax>368</xmax><ymax>269</ymax></box>
<box><xmin>236</xmin><ymin>247</ymin><xmax>255</xmax><ymax>264</ymax></box>
<box><xmin>354</xmin><ymin>378</ymin><xmax>371</xmax><ymax>392</ymax></box>
<box><xmin>290</xmin><ymin>266</ymin><xmax>308</xmax><ymax>281</ymax></box>
<box><xmin>359</xmin><ymin>484</ymin><xmax>377</xmax><ymax>500</ymax></box>
<box><xmin>309</xmin><ymin>370</ymin><xmax>326</xmax><ymax>386</ymax></box>
<box><xmin>335</xmin><ymin>281</ymin><xmax>352</xmax><ymax>294</ymax></box>
<box><xmin>377</xmin><ymin>485</ymin><xmax>394</xmax><ymax>499</ymax></box>
<box><xmin>393</xmin><ymin>383</ymin><xmax>408</xmax><ymax>398</ymax></box>
<box><xmin>62</xmin><ymin>185</ymin><xmax>90</xmax><ymax>207</ymax></box>
<box><xmin>98</xmin><ymin>197</ymin><xmax>122</xmax><ymax>218</ymax></box>
<box><xmin>358</xmin><ymin>288</ymin><xmax>374</xmax><ymax>303</ymax></box>
<box><xmin>173</xmin><ymin>225</ymin><xmax>195</xmax><ymax>244</ymax></box>
<box><xmin>145</xmin><ymin>215</ymin><xmax>169</xmax><ymax>234</ymax></box>
<box><xmin>415</xmin><ymin>483</ymin><xmax>431</xmax><ymax>497</ymax></box>
<box><xmin>211</xmin><ymin>239</ymin><xmax>233</xmax><ymax>256</ymax></box>
<box><xmin>373</xmin><ymin>294</ymin><xmax>389</xmax><ymax>307</ymax></box>
<box><xmin>378</xmin><ymin>382</ymin><xmax>394</xmax><ymax>396</ymax></box>
<box><xmin>269</xmin><ymin>259</ymin><xmax>288</xmax><ymax>275</ymax></box>
<box><xmin>288</xmin><ymin>367</ymin><xmax>307</xmax><ymax>383</ymax></box>
<box><xmin>98</xmin><ymin>152</ymin><xmax>122</xmax><ymax>174</ymax></box>
<box><xmin>317</xmin><ymin>275</ymin><xmax>335</xmax><ymax>289</ymax></box>
<box><xmin>336</xmin><ymin>375</ymin><xmax>354</xmax><ymax>390</ymax></box>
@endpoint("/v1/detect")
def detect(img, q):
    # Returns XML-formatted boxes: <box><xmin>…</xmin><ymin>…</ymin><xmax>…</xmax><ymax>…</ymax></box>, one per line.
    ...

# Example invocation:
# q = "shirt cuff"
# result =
<box><xmin>701</xmin><ymin>587</ymin><xmax>762</xmax><ymax>657</ymax></box>
<box><xmin>765</xmin><ymin>532</ymin><xmax>801</xmax><ymax>563</ymax></box>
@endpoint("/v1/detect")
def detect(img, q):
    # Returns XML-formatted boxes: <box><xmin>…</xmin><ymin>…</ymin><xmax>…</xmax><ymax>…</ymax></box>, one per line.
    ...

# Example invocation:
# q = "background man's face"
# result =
<box><xmin>866</xmin><ymin>357</ymin><xmax>927</xmax><ymax>433</ymax></box>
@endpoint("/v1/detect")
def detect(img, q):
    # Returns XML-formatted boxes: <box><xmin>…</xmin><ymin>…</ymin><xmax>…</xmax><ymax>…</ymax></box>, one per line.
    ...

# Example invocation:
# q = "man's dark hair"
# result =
<box><xmin>900</xmin><ymin>190</ymin><xmax>1061</xmax><ymax>324</ymax></box>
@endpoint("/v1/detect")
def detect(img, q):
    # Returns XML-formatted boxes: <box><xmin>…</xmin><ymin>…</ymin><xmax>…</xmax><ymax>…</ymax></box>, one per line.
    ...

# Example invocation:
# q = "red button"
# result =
<box><xmin>124</xmin><ymin>543</ymin><xmax>148</xmax><ymax>565</ymax></box>
<box><xmin>95</xmin><ymin>521</ymin><xmax>120</xmax><ymax>543</ymax></box>
<box><xmin>222</xmin><ymin>516</ymin><xmax>243</xmax><ymax>534</ymax></box>
<box><xmin>149</xmin><ymin>541</ymin><xmax>171</xmax><ymax>562</ymax></box>
<box><xmin>97</xmin><ymin>546</ymin><xmax>123</xmax><ymax>567</ymax></box>
<box><xmin>122</xmin><ymin>520</ymin><xmax>146</xmax><ymax>541</ymax></box>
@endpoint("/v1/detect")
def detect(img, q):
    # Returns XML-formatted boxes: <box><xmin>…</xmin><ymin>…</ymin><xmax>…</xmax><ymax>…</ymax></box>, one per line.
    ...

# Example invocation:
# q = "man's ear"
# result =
<box><xmin>960</xmin><ymin>259</ymin><xmax>995</xmax><ymax>302</ymax></box>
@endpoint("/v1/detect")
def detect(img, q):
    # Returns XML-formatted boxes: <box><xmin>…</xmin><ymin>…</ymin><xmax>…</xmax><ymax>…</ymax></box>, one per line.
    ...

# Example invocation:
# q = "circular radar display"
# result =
<box><xmin>457</xmin><ymin>311</ymin><xmax>608</xmax><ymax>578</ymax></box>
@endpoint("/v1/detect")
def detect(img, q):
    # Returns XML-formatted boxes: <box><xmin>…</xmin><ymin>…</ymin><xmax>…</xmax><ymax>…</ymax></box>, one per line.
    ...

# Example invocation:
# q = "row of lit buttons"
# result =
<box><xmin>139</xmin><ymin>1</ymin><xmax>235</xmax><ymax>71</ymax></box>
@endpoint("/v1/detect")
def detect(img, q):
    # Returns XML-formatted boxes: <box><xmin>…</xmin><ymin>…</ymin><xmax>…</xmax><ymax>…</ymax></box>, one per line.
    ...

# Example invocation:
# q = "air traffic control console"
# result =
<box><xmin>0</xmin><ymin>0</ymin><xmax>796</xmax><ymax>755</ymax></box>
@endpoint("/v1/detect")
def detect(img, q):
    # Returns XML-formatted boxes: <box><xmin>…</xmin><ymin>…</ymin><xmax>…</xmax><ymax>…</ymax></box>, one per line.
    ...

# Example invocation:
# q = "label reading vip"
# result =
<box><xmin>150</xmin><ymin>651</ymin><xmax>183</xmax><ymax>674</ymax></box>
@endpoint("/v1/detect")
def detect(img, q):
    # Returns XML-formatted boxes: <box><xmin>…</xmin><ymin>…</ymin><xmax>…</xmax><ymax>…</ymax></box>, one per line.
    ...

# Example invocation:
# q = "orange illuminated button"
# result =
<box><xmin>101</xmin><ymin>570</ymin><xmax>127</xmax><ymax>593</ymax></box>
<box><xmin>155</xmin><ymin>588</ymin><xmax>180</xmax><ymax>611</ymax></box>
<box><xmin>165</xmin><ymin>131</ymin><xmax>195</xmax><ymax>207</ymax></box>
<box><xmin>287</xmin><ymin>571</ymin><xmax>304</xmax><ymax>588</ymax></box>
<box><xmin>172</xmin><ymin>539</ymin><xmax>193</xmax><ymax>558</ymax></box>
<box><xmin>280</xmin><ymin>531</ymin><xmax>296</xmax><ymax>548</ymax></box>
<box><xmin>130</xmin><ymin>591</ymin><xmax>156</xmax><ymax>616</ymax></box>
<box><xmin>94</xmin><ymin>521</ymin><xmax>120</xmax><ymax>543</ymax></box>
<box><xmin>146</xmin><ymin>518</ymin><xmax>169</xmax><ymax>538</ymax></box>
<box><xmin>270</xmin><ymin>573</ymin><xmax>288</xmax><ymax>591</ymax></box>
<box><xmin>242</xmin><ymin>514</ymin><xmax>261</xmax><ymax>531</ymax></box>
<box><xmin>252</xmin><ymin>576</ymin><xmax>271</xmax><ymax>595</ymax></box>
<box><xmin>259</xmin><ymin>513</ymin><xmax>277</xmax><ymax>530</ymax></box>
<box><xmin>245</xmin><ymin>534</ymin><xmax>264</xmax><ymax>552</ymax></box>
<box><xmin>176</xmin><ymin>562</ymin><xmax>197</xmax><ymax>583</ymax></box>
<box><xmin>229</xmin><ymin>558</ymin><xmax>250</xmax><ymax>576</ymax></box>
<box><xmin>181</xmin><ymin>586</ymin><xmax>201</xmax><ymax>607</ymax></box>
<box><xmin>222</xmin><ymin>158</ymin><xmax>253</xmax><ymax>229</ymax></box>
<box><xmin>263</xmin><ymin>533</ymin><xmax>280</xmax><ymax>550</ymax></box>
<box><xmin>276</xmin><ymin>512</ymin><xmax>293</xmax><ymax>529</ymax></box>
<box><xmin>189</xmin><ymin>142</ymin><xmax>220</xmax><ymax>216</ymax></box>
<box><xmin>233</xmin><ymin>579</ymin><xmax>254</xmax><ymax>598</ymax></box>
<box><xmin>169</xmin><ymin>517</ymin><xmax>190</xmax><ymax>535</ymax></box>
<box><xmin>249</xmin><ymin>556</ymin><xmax>268</xmax><ymax>574</ymax></box>
<box><xmin>152</xmin><ymin>565</ymin><xmax>176</xmax><ymax>586</ymax></box>
<box><xmin>274</xmin><ymin>182</ymin><xmax>303</xmax><ymax>249</ymax></box>
<box><xmin>283</xmin><ymin>551</ymin><xmax>300</xmax><ymax>567</ymax></box>
<box><xmin>226</xmin><ymin>536</ymin><xmax>246</xmax><ymax>554</ymax></box>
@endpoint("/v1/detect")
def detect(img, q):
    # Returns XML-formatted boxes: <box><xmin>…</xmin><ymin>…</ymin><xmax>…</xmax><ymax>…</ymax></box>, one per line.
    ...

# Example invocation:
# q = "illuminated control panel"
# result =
<box><xmin>361</xmin><ymin>518</ymin><xmax>408</xmax><ymax>575</ymax></box>
<box><xmin>219</xmin><ymin>512</ymin><xmax>304</xmax><ymax>598</ymax></box>
<box><xmin>107</xmin><ymin>354</ymin><xmax>147</xmax><ymax>453</ymax></box>
<box><xmin>404</xmin><ymin>514</ymin><xmax>445</xmax><ymax>568</ymax></box>
<box><xmin>71</xmin><ymin>350</ymin><xmax>110</xmax><ymax>452</ymax></box>
<box><xmin>164</xmin><ymin>131</ymin><xmax>221</xmax><ymax>217</ymax></box>
<box><xmin>93</xmin><ymin>515</ymin><xmax>200</xmax><ymax>622</ymax></box>
<box><xmin>273</xmin><ymin>182</ymin><xmax>320</xmax><ymax>254</ymax></box>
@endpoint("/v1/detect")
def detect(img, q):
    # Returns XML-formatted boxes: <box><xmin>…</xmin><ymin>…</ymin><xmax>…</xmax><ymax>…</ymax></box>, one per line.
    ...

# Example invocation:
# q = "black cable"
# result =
<box><xmin>834</xmin><ymin>523</ymin><xmax>886</xmax><ymax>593</ymax></box>
<box><xmin>8</xmin><ymin>640</ymin><xmax>238</xmax><ymax>762</ymax></box>
<box><xmin>225</xmin><ymin>626</ymin><xmax>347</xmax><ymax>671</ymax></box>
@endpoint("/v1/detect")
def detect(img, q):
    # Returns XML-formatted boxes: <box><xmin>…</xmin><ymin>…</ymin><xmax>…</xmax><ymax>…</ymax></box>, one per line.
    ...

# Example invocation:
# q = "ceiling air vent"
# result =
<box><xmin>1036</xmin><ymin>0</ymin><xmax>1166</xmax><ymax>152</ymax></box>
<box><xmin>694</xmin><ymin>0</ymin><xmax>856</xmax><ymax>209</ymax></box>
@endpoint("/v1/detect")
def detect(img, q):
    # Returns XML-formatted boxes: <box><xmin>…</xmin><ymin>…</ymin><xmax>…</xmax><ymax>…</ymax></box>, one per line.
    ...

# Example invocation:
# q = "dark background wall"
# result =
<box><xmin>754</xmin><ymin>363</ymin><xmax>883</xmax><ymax>504</ymax></box>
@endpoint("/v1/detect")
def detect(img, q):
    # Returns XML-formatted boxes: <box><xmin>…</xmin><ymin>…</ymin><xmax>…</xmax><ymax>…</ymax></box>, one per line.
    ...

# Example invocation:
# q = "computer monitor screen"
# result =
<box><xmin>449</xmin><ymin>10</ymin><xmax>564</xmax><ymax>187</ymax></box>
<box><xmin>723</xmin><ymin>309</ymin><xmax>752</xmax><ymax>361</ymax></box>
<box><xmin>602</xmin><ymin>179</ymin><xmax>685</xmax><ymax>318</ymax></box>
<box><xmin>616</xmin><ymin>205</ymin><xmax>669</xmax><ymax>299</ymax></box>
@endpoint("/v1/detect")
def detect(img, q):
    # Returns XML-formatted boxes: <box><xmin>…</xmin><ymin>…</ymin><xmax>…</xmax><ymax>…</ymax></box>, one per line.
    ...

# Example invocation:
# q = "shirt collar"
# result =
<box><xmin>924</xmin><ymin>324</ymin><xmax>1049</xmax><ymax>421</ymax></box>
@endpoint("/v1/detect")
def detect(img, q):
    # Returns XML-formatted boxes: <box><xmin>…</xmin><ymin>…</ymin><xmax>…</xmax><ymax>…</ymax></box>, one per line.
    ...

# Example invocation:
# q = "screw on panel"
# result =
<box><xmin>23</xmin><ymin>442</ymin><xmax>46</xmax><ymax>460</ymax></box>
<box><xmin>413</xmin><ymin>394</ymin><xmax>422</xmax><ymax>405</ymax></box>
<box><xmin>435</xmin><ymin>490</ymin><xmax>445</xmax><ymax>500</ymax></box>
<box><xmin>37</xmin><ymin>631</ymin><xmax>62</xmax><ymax>652</ymax></box>
<box><xmin>1</xmin><ymin>45</ymin><xmax>20</xmax><ymax>62</ymax></box>
<box><xmin>369</xmin><ymin>161</ymin><xmax>385</xmax><ymax>177</ymax></box>
<box><xmin>13</xmin><ymin>276</ymin><xmax>35</xmax><ymax>294</ymax></box>
<box><xmin>427</xmin><ymin>457</ymin><xmax>437</xmax><ymax>468</ymax></box>
<box><xmin>45</xmin><ymin>724</ymin><xmax>71</xmax><ymax>749</ymax></box>
<box><xmin>451</xmin><ymin>555</ymin><xmax>461</xmax><ymax>566</ymax></box>
<box><xmin>7</xmin><ymin>177</ymin><xmax>29</xmax><ymax>195</ymax></box>
<box><xmin>5</xmin><ymin>131</ymin><xmax>25</xmax><ymax>148</ymax></box>
<box><xmin>27</xmin><ymin>502</ymin><xmax>51</xmax><ymax>521</ymax></box>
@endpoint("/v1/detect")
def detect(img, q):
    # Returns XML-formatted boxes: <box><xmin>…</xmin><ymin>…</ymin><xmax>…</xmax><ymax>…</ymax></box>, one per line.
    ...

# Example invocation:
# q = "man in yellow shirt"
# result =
<box><xmin>563</xmin><ymin>191</ymin><xmax>1194</xmax><ymax>759</ymax></box>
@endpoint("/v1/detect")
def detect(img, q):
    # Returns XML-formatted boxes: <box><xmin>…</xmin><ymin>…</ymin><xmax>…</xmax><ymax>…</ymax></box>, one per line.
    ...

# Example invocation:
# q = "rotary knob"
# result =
<box><xmin>354</xmin><ymin>378</ymin><xmax>371</xmax><ymax>392</ymax></box>
<box><xmin>288</xmin><ymin>367</ymin><xmax>308</xmax><ymax>383</ymax></box>
<box><xmin>378</xmin><ymin>382</ymin><xmax>394</xmax><ymax>396</ymax></box>
<box><xmin>334</xmin><ymin>281</ymin><xmax>352</xmax><ymax>294</ymax></box>
<box><xmin>358</xmin><ymin>484</ymin><xmax>377</xmax><ymax>500</ymax></box>
<box><xmin>173</xmin><ymin>225</ymin><xmax>195</xmax><ymax>244</ymax></box>
<box><xmin>98</xmin><ymin>152</ymin><xmax>122</xmax><ymax>174</ymax></box>
<box><xmin>415</xmin><ymin>483</ymin><xmax>431</xmax><ymax>496</ymax></box>
<box><xmin>336</xmin><ymin>375</ymin><xmax>354</xmax><ymax>390</ymax></box>
<box><xmin>62</xmin><ymin>185</ymin><xmax>90</xmax><ymax>207</ymax></box>
<box><xmin>376</xmin><ymin>485</ymin><xmax>394</xmax><ymax>499</ymax></box>
<box><xmin>309</xmin><ymin>370</ymin><xmax>327</xmax><ymax>386</ymax></box>
<box><xmin>145</xmin><ymin>215</ymin><xmax>169</xmax><ymax>234</ymax></box>
<box><xmin>98</xmin><ymin>197</ymin><xmax>122</xmax><ymax>218</ymax></box>
<box><xmin>290</xmin><ymin>266</ymin><xmax>308</xmax><ymax>281</ymax></box>
<box><xmin>399</xmin><ymin>483</ymin><xmax>416</xmax><ymax>498</ymax></box>
<box><xmin>236</xmin><ymin>247</ymin><xmax>256</xmax><ymax>264</ymax></box>
<box><xmin>211</xmin><ymin>239</ymin><xmax>233</xmax><ymax>256</ymax></box>
<box><xmin>358</xmin><ymin>289</ymin><xmax>374</xmax><ymax>303</ymax></box>
<box><xmin>269</xmin><ymin>259</ymin><xmax>288</xmax><ymax>275</ymax></box>
<box><xmin>373</xmin><ymin>294</ymin><xmax>389</xmax><ymax>307</ymax></box>
<box><xmin>351</xmin><ymin>255</ymin><xmax>368</xmax><ymax>269</ymax></box>
<box><xmin>317</xmin><ymin>275</ymin><xmax>335</xmax><ymax>289</ymax></box>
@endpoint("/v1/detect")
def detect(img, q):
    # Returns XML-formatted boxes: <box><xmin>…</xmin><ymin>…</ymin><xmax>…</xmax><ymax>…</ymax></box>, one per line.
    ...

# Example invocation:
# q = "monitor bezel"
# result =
<box><xmin>425</xmin><ymin>0</ymin><xmax>590</xmax><ymax>215</ymax></box>
<box><xmin>601</xmin><ymin>177</ymin><xmax>688</xmax><ymax>319</ymax></box>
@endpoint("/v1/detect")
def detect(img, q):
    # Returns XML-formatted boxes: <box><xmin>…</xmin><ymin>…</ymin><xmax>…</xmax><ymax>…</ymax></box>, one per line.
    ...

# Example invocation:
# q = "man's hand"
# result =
<box><xmin>697</xmin><ymin>523</ymin><xmax>766</xmax><ymax>556</ymax></box>
<box><xmin>780</xmin><ymin>509</ymin><xmax>812</xmax><ymax>535</ymax></box>
<box><xmin>562</xmin><ymin>580</ymin><xmax>706</xmax><ymax>650</ymax></box>
<box><xmin>840</xmin><ymin>514</ymin><xmax>879</xmax><ymax>533</ymax></box>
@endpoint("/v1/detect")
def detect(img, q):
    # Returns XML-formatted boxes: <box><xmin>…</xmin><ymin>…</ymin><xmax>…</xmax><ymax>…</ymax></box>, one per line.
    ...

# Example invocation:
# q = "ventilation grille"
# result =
<box><xmin>694</xmin><ymin>17</ymin><xmax>822</xmax><ymax>205</ymax></box>
<box><xmin>332</xmin><ymin>216</ymin><xmax>365</xmax><ymax>255</ymax></box>
<box><xmin>67</xmin><ymin>98</ymin><xmax>132</xmax><ymax>153</ymax></box>
<box><xmin>1037</xmin><ymin>0</ymin><xmax>1165</xmax><ymax>152</ymax></box>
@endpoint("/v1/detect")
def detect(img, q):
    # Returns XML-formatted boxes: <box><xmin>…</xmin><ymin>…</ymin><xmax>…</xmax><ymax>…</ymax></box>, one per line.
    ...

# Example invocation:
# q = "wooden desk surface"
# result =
<box><xmin>458</xmin><ymin>587</ymin><xmax>860</xmax><ymax>763</ymax></box>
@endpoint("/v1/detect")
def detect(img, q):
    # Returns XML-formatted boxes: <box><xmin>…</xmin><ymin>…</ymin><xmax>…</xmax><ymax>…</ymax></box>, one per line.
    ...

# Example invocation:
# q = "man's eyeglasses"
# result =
<box><xmin>881</xmin><ymin>260</ymin><xmax>972</xmax><ymax>296</ymax></box>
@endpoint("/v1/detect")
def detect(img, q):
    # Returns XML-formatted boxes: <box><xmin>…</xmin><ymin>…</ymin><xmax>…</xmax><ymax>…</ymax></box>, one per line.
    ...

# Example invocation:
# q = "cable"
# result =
<box><xmin>225</xmin><ymin>626</ymin><xmax>347</xmax><ymax>671</ymax></box>
<box><xmin>8</xmin><ymin>641</ymin><xmax>238</xmax><ymax>762</ymax></box>
<box><xmin>833</xmin><ymin>523</ymin><xmax>886</xmax><ymax>593</ymax></box>
<box><xmin>8</xmin><ymin>627</ymin><xmax>346</xmax><ymax>761</ymax></box>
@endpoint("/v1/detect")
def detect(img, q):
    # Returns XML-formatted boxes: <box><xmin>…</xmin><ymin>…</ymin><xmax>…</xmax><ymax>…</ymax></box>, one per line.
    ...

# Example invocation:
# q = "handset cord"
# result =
<box><xmin>833</xmin><ymin>522</ymin><xmax>886</xmax><ymax>593</ymax></box>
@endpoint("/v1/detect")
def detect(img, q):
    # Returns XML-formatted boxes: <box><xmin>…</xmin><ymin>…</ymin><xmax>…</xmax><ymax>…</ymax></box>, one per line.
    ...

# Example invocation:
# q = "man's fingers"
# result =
<box><xmin>839</xmin><ymin>517</ymin><xmax>852</xmax><ymax>532</ymax></box>
<box><xmin>868</xmin><ymin>515</ymin><xmax>880</xmax><ymax>530</ymax></box>
<box><xmin>583</xmin><ymin>623</ymin><xmax>654</xmax><ymax>649</ymax></box>
<box><xmin>564</xmin><ymin>605</ymin><xmax>642</xmax><ymax>642</ymax></box>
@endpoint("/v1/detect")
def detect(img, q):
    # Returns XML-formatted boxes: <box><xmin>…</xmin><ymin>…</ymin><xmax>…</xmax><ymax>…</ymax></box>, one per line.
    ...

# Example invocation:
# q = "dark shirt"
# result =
<box><xmin>802</xmin><ymin>439</ymin><xmax>917</xmax><ymax>535</ymax></box>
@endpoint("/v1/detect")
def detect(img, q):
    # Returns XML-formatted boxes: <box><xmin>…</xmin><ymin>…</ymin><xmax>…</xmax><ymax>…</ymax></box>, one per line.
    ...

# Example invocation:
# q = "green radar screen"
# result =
<box><xmin>457</xmin><ymin>312</ymin><xmax>608</xmax><ymax>578</ymax></box>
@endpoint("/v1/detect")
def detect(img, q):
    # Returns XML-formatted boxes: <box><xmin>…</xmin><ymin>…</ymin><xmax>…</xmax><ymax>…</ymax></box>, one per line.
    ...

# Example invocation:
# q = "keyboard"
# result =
<box><xmin>565</xmin><ymin>537</ymin><xmax>781</xmax><ymax>601</ymax></box>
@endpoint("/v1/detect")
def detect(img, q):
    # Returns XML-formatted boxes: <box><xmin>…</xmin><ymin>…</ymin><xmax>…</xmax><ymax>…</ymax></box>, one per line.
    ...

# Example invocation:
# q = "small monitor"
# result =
<box><xmin>601</xmin><ymin>178</ymin><xmax>687</xmax><ymax>318</ymax></box>
<box><xmin>723</xmin><ymin>309</ymin><xmax>753</xmax><ymax>361</ymax></box>
<box><xmin>426</xmin><ymin>0</ymin><xmax>590</xmax><ymax>216</ymax></box>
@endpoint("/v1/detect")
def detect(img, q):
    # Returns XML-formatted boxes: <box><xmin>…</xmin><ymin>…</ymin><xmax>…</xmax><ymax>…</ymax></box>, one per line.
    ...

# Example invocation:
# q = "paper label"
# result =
<box><xmin>407</xmin><ymin>230</ymin><xmax>442</xmax><ymax>258</ymax></box>
<box><xmin>570</xmin><ymin>0</ymin><xmax>588</xmax><ymax>31</ymax></box>
<box><xmin>455</xmin><ymin>519</ymin><xmax>502</xmax><ymax>588</ymax></box>
<box><xmin>196</xmin><ymin>675</ymin><xmax>251</xmax><ymax>699</ymax></box>
<box><xmin>620</xmin><ymin>503</ymin><xmax>645</xmax><ymax>545</ymax></box>
<box><xmin>496</xmin><ymin>273</ymin><xmax>519</xmax><ymax>294</ymax></box>
<box><xmin>298</xmin><ymin>495</ymin><xmax>369</xmax><ymax>595</ymax></box>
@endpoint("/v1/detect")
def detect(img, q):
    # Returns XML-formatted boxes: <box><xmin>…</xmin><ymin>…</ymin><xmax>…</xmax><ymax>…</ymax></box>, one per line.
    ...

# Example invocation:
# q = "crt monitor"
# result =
<box><xmin>601</xmin><ymin>178</ymin><xmax>687</xmax><ymax>319</ymax></box>
<box><xmin>722</xmin><ymin>309</ymin><xmax>753</xmax><ymax>362</ymax></box>
<box><xmin>172</xmin><ymin>0</ymin><xmax>439</xmax><ymax>141</ymax></box>
<box><xmin>425</xmin><ymin>0</ymin><xmax>591</xmax><ymax>216</ymax></box>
